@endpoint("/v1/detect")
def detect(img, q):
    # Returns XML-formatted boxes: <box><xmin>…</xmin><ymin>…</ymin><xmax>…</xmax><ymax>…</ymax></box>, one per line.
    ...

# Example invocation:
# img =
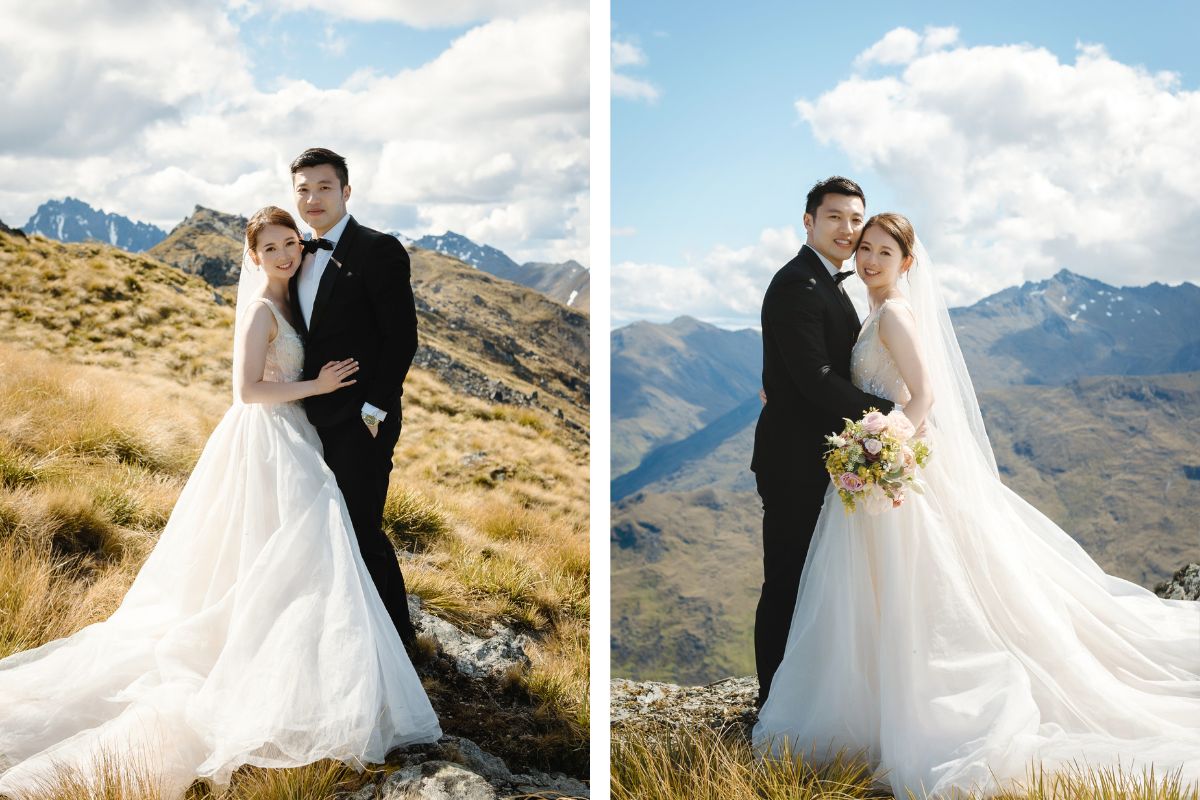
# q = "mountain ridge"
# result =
<box><xmin>23</xmin><ymin>197</ymin><xmax>166</xmax><ymax>252</ymax></box>
<box><xmin>413</xmin><ymin>231</ymin><xmax>589</xmax><ymax>312</ymax></box>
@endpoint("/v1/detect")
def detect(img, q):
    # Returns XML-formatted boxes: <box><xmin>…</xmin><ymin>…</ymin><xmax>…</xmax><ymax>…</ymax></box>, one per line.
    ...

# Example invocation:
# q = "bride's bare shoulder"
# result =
<box><xmin>877</xmin><ymin>297</ymin><xmax>918</xmax><ymax>344</ymax></box>
<box><xmin>240</xmin><ymin>298</ymin><xmax>279</xmax><ymax>344</ymax></box>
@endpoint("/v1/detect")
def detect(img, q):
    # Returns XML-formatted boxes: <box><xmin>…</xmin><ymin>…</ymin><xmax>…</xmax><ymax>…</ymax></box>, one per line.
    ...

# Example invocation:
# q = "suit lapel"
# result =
<box><xmin>288</xmin><ymin>266</ymin><xmax>309</xmax><ymax>338</ymax></box>
<box><xmin>800</xmin><ymin>246</ymin><xmax>861</xmax><ymax>333</ymax></box>
<box><xmin>308</xmin><ymin>216</ymin><xmax>358</xmax><ymax>335</ymax></box>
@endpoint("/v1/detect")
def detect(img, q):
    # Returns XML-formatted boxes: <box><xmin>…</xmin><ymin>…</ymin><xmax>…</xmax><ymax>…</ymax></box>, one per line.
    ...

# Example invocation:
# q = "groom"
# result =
<box><xmin>750</xmin><ymin>176</ymin><xmax>895</xmax><ymax>706</ymax></box>
<box><xmin>288</xmin><ymin>147</ymin><xmax>420</xmax><ymax>648</ymax></box>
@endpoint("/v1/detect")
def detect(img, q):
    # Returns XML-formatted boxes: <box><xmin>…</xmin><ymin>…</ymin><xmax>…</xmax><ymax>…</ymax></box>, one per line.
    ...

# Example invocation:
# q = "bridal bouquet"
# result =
<box><xmin>824</xmin><ymin>408</ymin><xmax>931</xmax><ymax>514</ymax></box>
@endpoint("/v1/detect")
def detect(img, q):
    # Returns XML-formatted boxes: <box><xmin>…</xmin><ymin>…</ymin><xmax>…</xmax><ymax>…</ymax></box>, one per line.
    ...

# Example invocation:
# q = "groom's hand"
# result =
<box><xmin>361</xmin><ymin>407</ymin><xmax>383</xmax><ymax>438</ymax></box>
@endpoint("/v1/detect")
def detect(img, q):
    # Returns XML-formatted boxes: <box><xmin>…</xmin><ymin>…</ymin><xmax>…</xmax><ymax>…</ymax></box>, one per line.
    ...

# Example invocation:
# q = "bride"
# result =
<box><xmin>752</xmin><ymin>213</ymin><xmax>1200</xmax><ymax>797</ymax></box>
<box><xmin>0</xmin><ymin>207</ymin><xmax>442</xmax><ymax>798</ymax></box>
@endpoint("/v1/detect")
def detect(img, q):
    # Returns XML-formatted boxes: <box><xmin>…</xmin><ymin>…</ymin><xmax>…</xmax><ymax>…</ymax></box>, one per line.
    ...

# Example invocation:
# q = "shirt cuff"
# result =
<box><xmin>362</xmin><ymin>402</ymin><xmax>387</xmax><ymax>422</ymax></box>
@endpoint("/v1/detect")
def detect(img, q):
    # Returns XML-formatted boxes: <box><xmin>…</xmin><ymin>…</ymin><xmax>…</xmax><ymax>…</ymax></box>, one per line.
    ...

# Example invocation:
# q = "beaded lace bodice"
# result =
<box><xmin>258</xmin><ymin>299</ymin><xmax>304</xmax><ymax>384</ymax></box>
<box><xmin>851</xmin><ymin>297</ymin><xmax>912</xmax><ymax>406</ymax></box>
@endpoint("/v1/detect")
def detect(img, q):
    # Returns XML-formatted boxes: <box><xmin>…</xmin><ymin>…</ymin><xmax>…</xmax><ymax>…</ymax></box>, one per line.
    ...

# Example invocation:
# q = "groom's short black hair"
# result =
<box><xmin>290</xmin><ymin>148</ymin><xmax>349</xmax><ymax>188</ymax></box>
<box><xmin>805</xmin><ymin>176</ymin><xmax>865</xmax><ymax>216</ymax></box>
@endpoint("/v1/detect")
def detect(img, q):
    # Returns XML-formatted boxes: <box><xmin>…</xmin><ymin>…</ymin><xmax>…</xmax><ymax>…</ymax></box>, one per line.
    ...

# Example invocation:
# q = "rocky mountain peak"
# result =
<box><xmin>147</xmin><ymin>207</ymin><xmax>248</xmax><ymax>286</ymax></box>
<box><xmin>23</xmin><ymin>197</ymin><xmax>166</xmax><ymax>252</ymax></box>
<box><xmin>178</xmin><ymin>205</ymin><xmax>249</xmax><ymax>240</ymax></box>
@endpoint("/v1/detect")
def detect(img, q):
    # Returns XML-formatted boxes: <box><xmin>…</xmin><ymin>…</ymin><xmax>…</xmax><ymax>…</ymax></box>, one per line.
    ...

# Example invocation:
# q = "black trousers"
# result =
<box><xmin>753</xmin><ymin>471</ymin><xmax>827</xmax><ymax>705</ymax></box>
<box><xmin>316</xmin><ymin>409</ymin><xmax>416</xmax><ymax>646</ymax></box>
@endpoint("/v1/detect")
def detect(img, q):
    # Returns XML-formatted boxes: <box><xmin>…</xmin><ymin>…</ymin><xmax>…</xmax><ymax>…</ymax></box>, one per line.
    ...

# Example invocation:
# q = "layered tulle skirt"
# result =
<box><xmin>753</xmin><ymin>432</ymin><xmax>1200</xmax><ymax>797</ymax></box>
<box><xmin>0</xmin><ymin>401</ymin><xmax>441</xmax><ymax>798</ymax></box>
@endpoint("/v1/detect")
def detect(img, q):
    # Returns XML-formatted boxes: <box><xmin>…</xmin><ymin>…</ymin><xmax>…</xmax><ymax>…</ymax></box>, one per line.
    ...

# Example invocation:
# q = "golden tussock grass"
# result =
<box><xmin>612</xmin><ymin>725</ymin><xmax>1200</xmax><ymax>800</ymax></box>
<box><xmin>0</xmin><ymin>233</ymin><xmax>234</xmax><ymax>389</ymax></box>
<box><xmin>13</xmin><ymin>748</ymin><xmax>379</xmax><ymax>800</ymax></box>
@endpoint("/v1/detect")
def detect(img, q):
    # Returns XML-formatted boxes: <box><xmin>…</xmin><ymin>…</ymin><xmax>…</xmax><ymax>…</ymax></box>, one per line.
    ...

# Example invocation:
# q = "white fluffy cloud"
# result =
<box><xmin>800</xmin><ymin>29</ymin><xmax>1200</xmax><ymax>306</ymax></box>
<box><xmin>612</xmin><ymin>38</ymin><xmax>660</xmax><ymax>103</ymax></box>
<box><xmin>854</xmin><ymin>25</ymin><xmax>959</xmax><ymax>69</ymax></box>
<box><xmin>611</xmin><ymin>226</ymin><xmax>802</xmax><ymax>328</ymax></box>
<box><xmin>0</xmin><ymin>0</ymin><xmax>588</xmax><ymax>265</ymax></box>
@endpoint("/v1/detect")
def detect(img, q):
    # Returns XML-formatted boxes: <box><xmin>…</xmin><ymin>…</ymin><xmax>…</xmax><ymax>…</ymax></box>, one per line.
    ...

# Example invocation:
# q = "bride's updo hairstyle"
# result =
<box><xmin>245</xmin><ymin>206</ymin><xmax>302</xmax><ymax>253</ymax></box>
<box><xmin>858</xmin><ymin>212</ymin><xmax>916</xmax><ymax>265</ymax></box>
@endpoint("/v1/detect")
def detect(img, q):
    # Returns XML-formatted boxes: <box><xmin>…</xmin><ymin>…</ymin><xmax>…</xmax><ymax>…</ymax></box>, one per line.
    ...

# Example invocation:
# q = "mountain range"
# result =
<box><xmin>17</xmin><ymin>198</ymin><xmax>587</xmax><ymax>313</ymax></box>
<box><xmin>612</xmin><ymin>271</ymin><xmax>1200</xmax><ymax>684</ymax></box>
<box><xmin>23</xmin><ymin>197</ymin><xmax>166</xmax><ymax>252</ymax></box>
<box><xmin>414</xmin><ymin>232</ymin><xmax>589</xmax><ymax>312</ymax></box>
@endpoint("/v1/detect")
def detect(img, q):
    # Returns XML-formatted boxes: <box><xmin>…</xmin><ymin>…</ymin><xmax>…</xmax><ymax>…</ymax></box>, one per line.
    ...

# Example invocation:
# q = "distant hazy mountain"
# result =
<box><xmin>24</xmin><ymin>197</ymin><xmax>165</xmax><ymax>252</ymax></box>
<box><xmin>952</xmin><ymin>269</ymin><xmax>1200</xmax><ymax>389</ymax></box>
<box><xmin>612</xmin><ymin>272</ymin><xmax>1200</xmax><ymax>683</ymax></box>
<box><xmin>611</xmin><ymin>316</ymin><xmax>761</xmax><ymax>475</ymax></box>
<box><xmin>413</xmin><ymin>231</ymin><xmax>589</xmax><ymax>311</ymax></box>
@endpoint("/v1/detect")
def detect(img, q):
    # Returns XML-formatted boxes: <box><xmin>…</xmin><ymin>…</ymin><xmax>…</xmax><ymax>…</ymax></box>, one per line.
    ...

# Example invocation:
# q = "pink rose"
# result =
<box><xmin>863</xmin><ymin>438</ymin><xmax>883</xmax><ymax>456</ymax></box>
<box><xmin>838</xmin><ymin>472</ymin><xmax>865</xmax><ymax>492</ymax></box>
<box><xmin>886</xmin><ymin>409</ymin><xmax>915</xmax><ymax>440</ymax></box>
<box><xmin>862</xmin><ymin>411</ymin><xmax>887</xmax><ymax>435</ymax></box>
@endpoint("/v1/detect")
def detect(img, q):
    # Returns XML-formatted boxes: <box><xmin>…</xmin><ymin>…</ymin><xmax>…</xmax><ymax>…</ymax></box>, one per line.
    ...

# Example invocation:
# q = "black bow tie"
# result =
<box><xmin>833</xmin><ymin>269</ymin><xmax>853</xmax><ymax>285</ymax></box>
<box><xmin>302</xmin><ymin>237</ymin><xmax>333</xmax><ymax>255</ymax></box>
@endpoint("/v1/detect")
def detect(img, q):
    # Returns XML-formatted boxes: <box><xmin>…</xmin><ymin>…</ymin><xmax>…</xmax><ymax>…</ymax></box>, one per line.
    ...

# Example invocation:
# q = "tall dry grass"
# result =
<box><xmin>0</xmin><ymin>233</ymin><xmax>234</xmax><ymax>388</ymax></box>
<box><xmin>611</xmin><ymin>725</ymin><xmax>1200</xmax><ymax>800</ymax></box>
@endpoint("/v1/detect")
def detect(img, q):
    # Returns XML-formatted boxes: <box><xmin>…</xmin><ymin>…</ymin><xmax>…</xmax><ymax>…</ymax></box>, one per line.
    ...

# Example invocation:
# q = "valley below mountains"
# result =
<box><xmin>611</xmin><ymin>270</ymin><xmax>1200</xmax><ymax>684</ymax></box>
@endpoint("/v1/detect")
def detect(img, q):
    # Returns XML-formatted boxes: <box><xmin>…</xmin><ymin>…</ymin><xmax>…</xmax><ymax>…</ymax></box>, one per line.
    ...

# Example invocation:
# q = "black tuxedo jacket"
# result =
<box><xmin>289</xmin><ymin>216</ymin><xmax>418</xmax><ymax>428</ymax></box>
<box><xmin>751</xmin><ymin>245</ymin><xmax>894</xmax><ymax>486</ymax></box>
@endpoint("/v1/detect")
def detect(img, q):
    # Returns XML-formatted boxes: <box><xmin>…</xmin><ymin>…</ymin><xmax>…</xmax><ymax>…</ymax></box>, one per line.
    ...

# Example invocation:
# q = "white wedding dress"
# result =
<box><xmin>753</xmin><ymin>295</ymin><xmax>1200</xmax><ymax>798</ymax></box>
<box><xmin>0</xmin><ymin>299</ymin><xmax>441</xmax><ymax>798</ymax></box>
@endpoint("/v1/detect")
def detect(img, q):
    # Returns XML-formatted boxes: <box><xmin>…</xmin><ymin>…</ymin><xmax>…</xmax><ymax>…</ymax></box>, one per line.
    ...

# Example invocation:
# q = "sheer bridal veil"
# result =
<box><xmin>898</xmin><ymin>238</ymin><xmax>999</xmax><ymax>479</ymax></box>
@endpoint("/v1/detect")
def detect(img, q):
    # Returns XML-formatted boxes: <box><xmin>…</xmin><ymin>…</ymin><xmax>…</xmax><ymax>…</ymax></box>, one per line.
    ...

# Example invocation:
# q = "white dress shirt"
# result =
<box><xmin>804</xmin><ymin>243</ymin><xmax>847</xmax><ymax>280</ymax></box>
<box><xmin>298</xmin><ymin>212</ymin><xmax>351</xmax><ymax>327</ymax></box>
<box><xmin>299</xmin><ymin>213</ymin><xmax>387</xmax><ymax>422</ymax></box>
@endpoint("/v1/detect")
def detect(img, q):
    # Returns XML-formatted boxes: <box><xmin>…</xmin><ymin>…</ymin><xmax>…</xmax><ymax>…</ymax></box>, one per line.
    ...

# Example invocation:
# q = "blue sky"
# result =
<box><xmin>611</xmin><ymin>0</ymin><xmax>1200</xmax><ymax>326</ymax></box>
<box><xmin>0</xmin><ymin>1</ymin><xmax>589</xmax><ymax>265</ymax></box>
<box><xmin>236</xmin><ymin>12</ymin><xmax>466</xmax><ymax>90</ymax></box>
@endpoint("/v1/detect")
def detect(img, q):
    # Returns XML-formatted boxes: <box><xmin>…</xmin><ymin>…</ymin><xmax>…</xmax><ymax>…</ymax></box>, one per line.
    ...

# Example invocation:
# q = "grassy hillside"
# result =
<box><xmin>0</xmin><ymin>231</ymin><xmax>234</xmax><ymax>386</ymax></box>
<box><xmin>410</xmin><ymin>246</ymin><xmax>589</xmax><ymax>431</ymax></box>
<box><xmin>0</xmin><ymin>229</ymin><xmax>589</xmax><ymax>789</ymax></box>
<box><xmin>611</xmin><ymin>489</ymin><xmax>760</xmax><ymax>684</ymax></box>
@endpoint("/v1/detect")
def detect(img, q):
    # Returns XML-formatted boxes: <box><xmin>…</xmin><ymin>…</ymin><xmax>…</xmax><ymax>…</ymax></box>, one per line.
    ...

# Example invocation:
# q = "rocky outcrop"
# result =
<box><xmin>148</xmin><ymin>206</ymin><xmax>247</xmax><ymax>286</ymax></box>
<box><xmin>338</xmin><ymin>734</ymin><xmax>589</xmax><ymax>799</ymax></box>
<box><xmin>611</xmin><ymin>676</ymin><xmax>758</xmax><ymax>742</ymax></box>
<box><xmin>411</xmin><ymin>345</ymin><xmax>538</xmax><ymax>408</ymax></box>
<box><xmin>408</xmin><ymin>596</ymin><xmax>532</xmax><ymax>680</ymax></box>
<box><xmin>1155</xmin><ymin>563</ymin><xmax>1200</xmax><ymax>600</ymax></box>
<box><xmin>382</xmin><ymin>597</ymin><xmax>587</xmax><ymax>798</ymax></box>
